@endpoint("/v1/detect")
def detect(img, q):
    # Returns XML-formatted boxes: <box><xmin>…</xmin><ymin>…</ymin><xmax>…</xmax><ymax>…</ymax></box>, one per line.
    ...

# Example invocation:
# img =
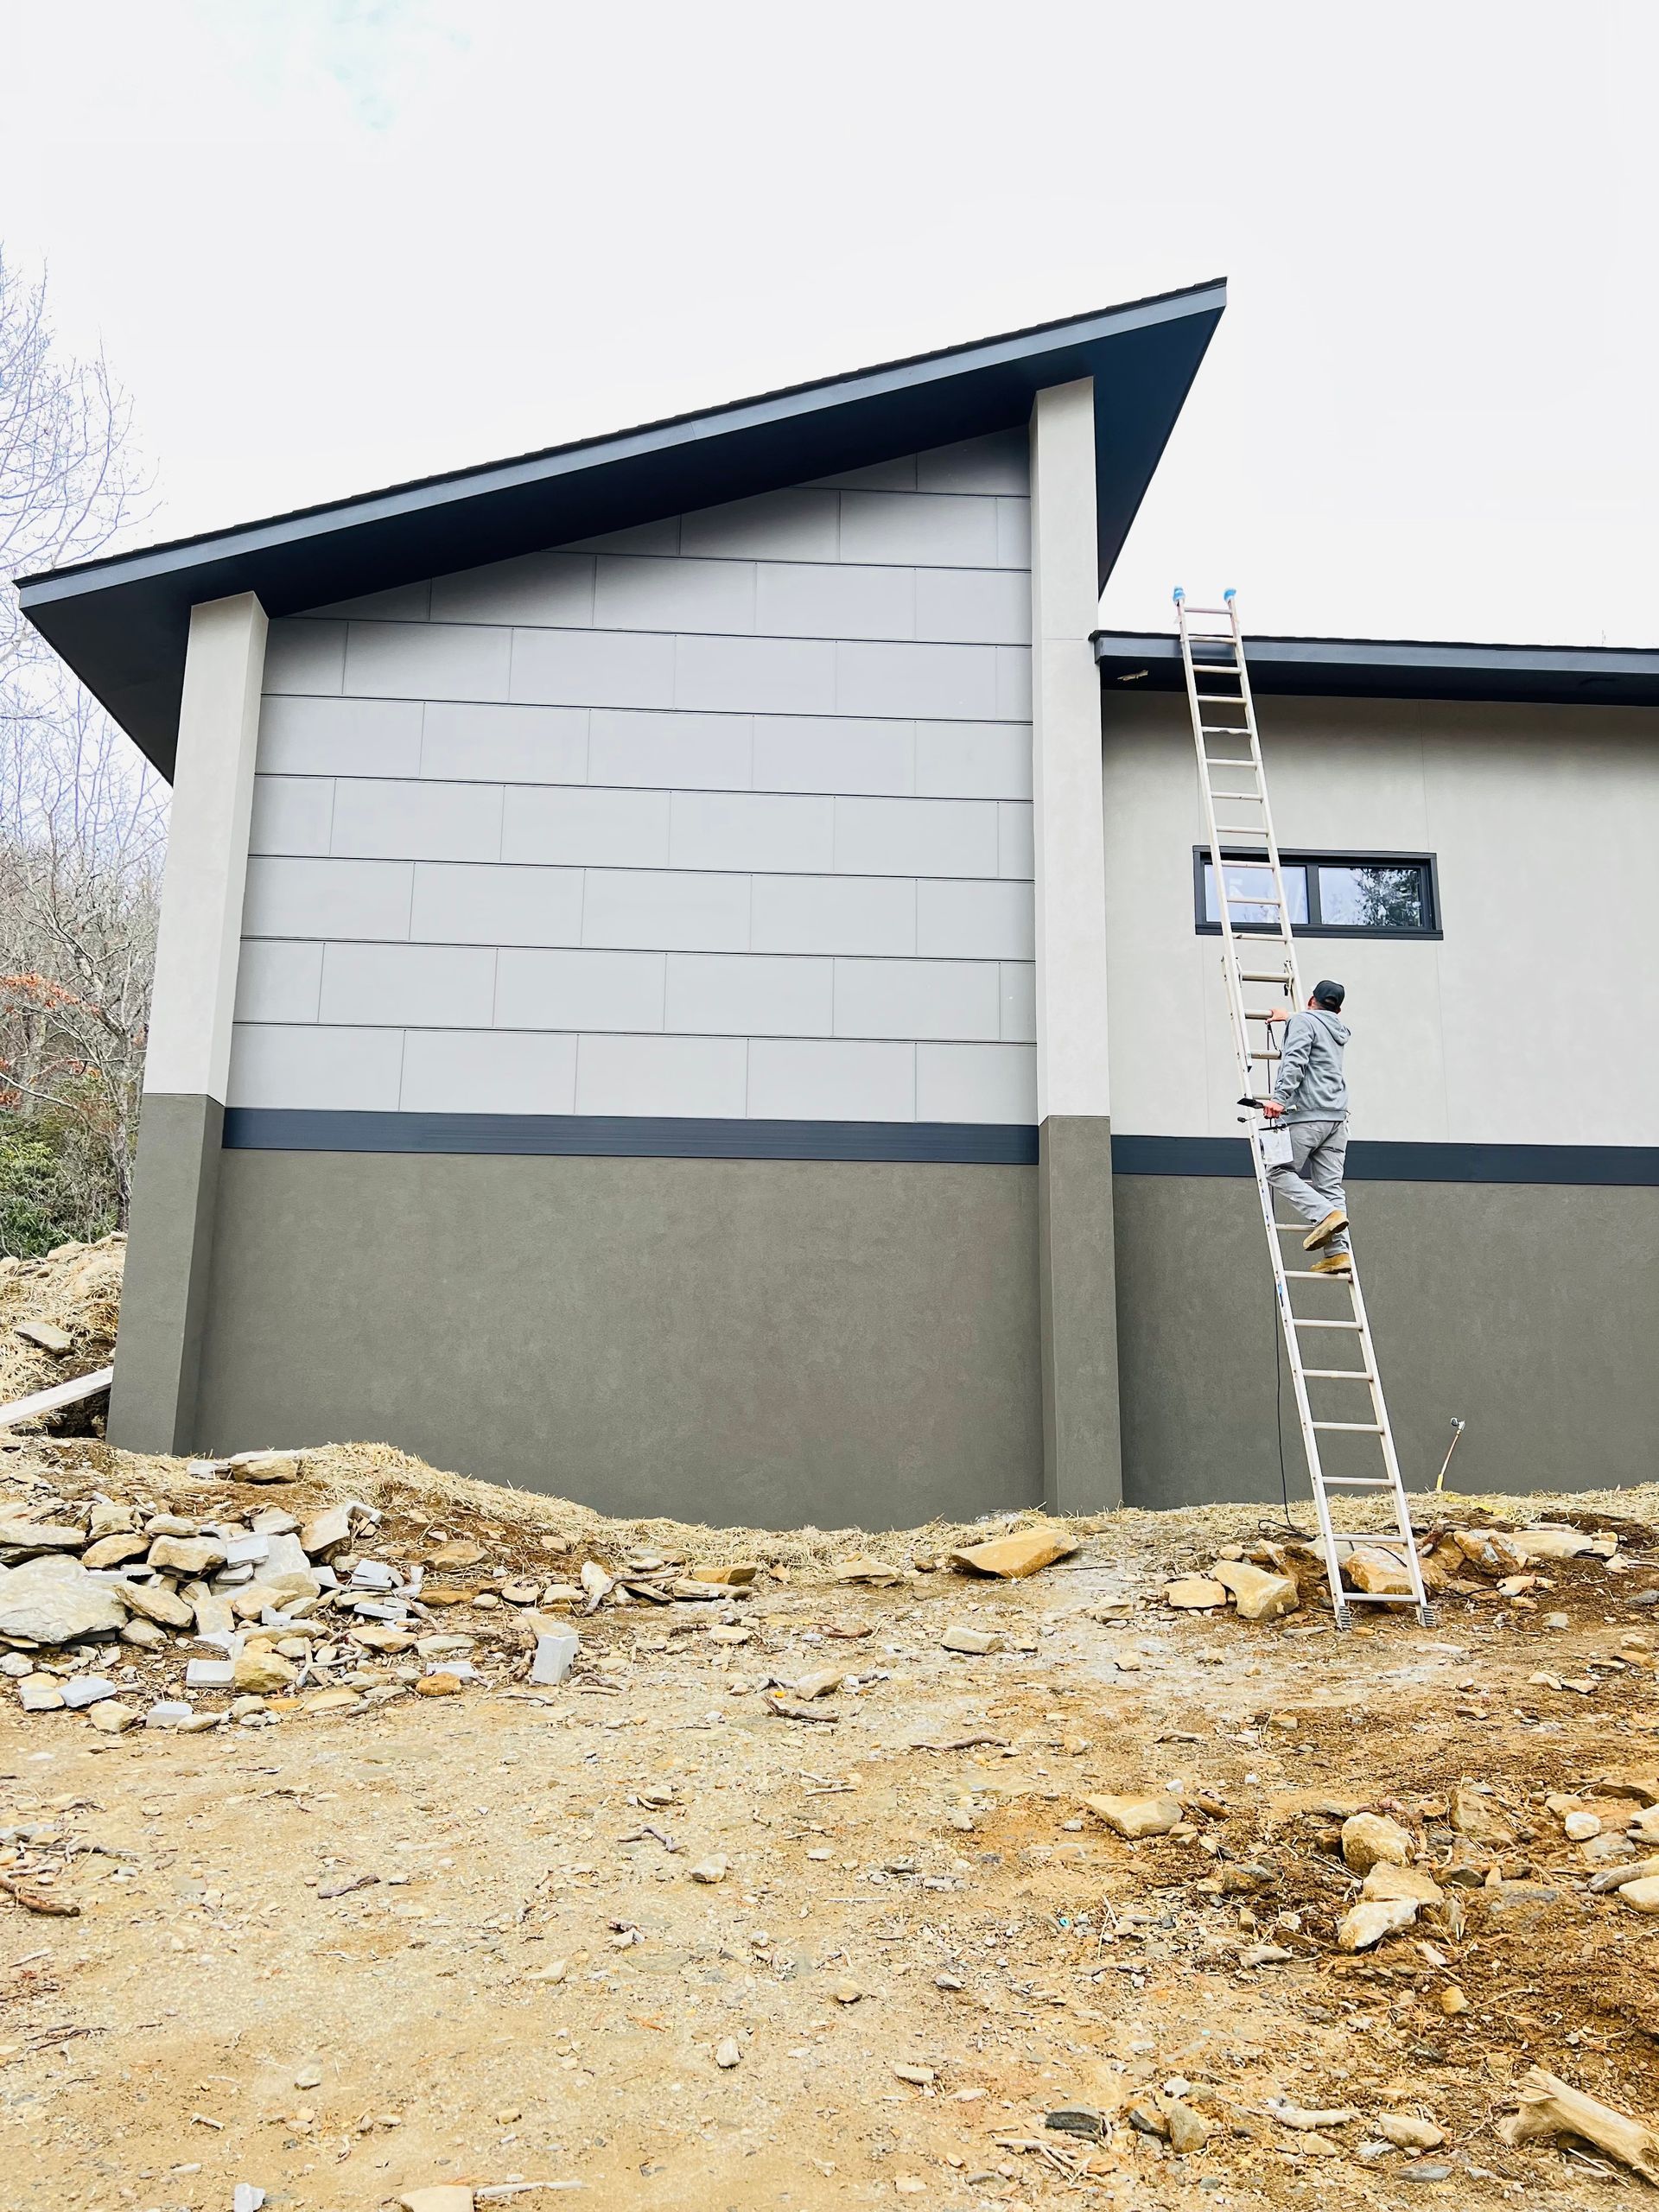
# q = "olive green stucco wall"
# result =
<box><xmin>1113</xmin><ymin>1173</ymin><xmax>1659</xmax><ymax>1507</ymax></box>
<box><xmin>192</xmin><ymin>1147</ymin><xmax>1043</xmax><ymax>1529</ymax></box>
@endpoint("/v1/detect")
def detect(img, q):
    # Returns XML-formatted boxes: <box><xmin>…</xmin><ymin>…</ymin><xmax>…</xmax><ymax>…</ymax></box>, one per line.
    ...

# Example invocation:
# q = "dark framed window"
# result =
<box><xmin>1194</xmin><ymin>849</ymin><xmax>1441</xmax><ymax>938</ymax></box>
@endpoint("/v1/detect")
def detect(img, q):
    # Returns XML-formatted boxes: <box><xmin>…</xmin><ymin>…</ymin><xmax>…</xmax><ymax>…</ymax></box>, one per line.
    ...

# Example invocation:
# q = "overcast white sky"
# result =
<box><xmin>3</xmin><ymin>0</ymin><xmax>1655</xmax><ymax>646</ymax></box>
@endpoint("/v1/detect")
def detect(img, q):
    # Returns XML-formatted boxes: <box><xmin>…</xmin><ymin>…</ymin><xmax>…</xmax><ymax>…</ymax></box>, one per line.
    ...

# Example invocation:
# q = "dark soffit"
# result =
<box><xmin>1094</xmin><ymin>627</ymin><xmax>1659</xmax><ymax>708</ymax></box>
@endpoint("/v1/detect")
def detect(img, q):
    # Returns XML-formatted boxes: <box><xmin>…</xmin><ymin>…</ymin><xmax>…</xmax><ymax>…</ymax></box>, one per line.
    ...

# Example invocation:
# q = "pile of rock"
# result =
<box><xmin>0</xmin><ymin>1460</ymin><xmax>592</xmax><ymax>1734</ymax></box>
<box><xmin>1162</xmin><ymin>1519</ymin><xmax>1624</xmax><ymax>1622</ymax></box>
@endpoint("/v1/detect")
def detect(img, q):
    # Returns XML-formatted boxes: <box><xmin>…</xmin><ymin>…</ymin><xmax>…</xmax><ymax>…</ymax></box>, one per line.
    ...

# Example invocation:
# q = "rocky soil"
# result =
<box><xmin>3</xmin><ymin>1244</ymin><xmax>1659</xmax><ymax>2209</ymax></box>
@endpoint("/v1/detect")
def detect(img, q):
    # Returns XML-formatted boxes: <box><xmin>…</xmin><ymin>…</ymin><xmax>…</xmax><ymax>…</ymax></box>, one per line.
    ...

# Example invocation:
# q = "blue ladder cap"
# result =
<box><xmin>1173</xmin><ymin>586</ymin><xmax>1185</xmax><ymax>603</ymax></box>
<box><xmin>1224</xmin><ymin>588</ymin><xmax>1236</xmax><ymax>602</ymax></box>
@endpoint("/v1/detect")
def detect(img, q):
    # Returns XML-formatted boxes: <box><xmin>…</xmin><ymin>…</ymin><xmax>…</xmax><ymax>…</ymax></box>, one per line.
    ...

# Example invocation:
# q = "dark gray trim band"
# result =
<box><xmin>222</xmin><ymin>1109</ymin><xmax>1039</xmax><ymax>1166</ymax></box>
<box><xmin>1111</xmin><ymin>1134</ymin><xmax>1659</xmax><ymax>1186</ymax></box>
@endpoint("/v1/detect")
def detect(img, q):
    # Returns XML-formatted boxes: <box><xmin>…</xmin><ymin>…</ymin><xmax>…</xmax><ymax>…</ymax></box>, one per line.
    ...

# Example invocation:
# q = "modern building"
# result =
<box><xmin>21</xmin><ymin>280</ymin><xmax>1659</xmax><ymax>1522</ymax></box>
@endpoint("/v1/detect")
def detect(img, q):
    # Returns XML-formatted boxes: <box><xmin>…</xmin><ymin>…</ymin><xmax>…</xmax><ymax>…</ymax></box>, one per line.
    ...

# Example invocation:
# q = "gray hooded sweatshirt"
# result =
<box><xmin>1271</xmin><ymin>1007</ymin><xmax>1351</xmax><ymax>1123</ymax></box>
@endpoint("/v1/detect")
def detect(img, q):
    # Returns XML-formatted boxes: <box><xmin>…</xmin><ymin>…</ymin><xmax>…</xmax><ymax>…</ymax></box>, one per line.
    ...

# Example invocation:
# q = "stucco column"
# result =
<box><xmin>1030</xmin><ymin>381</ymin><xmax>1122</xmax><ymax>1513</ymax></box>
<box><xmin>110</xmin><ymin>593</ymin><xmax>266</xmax><ymax>1453</ymax></box>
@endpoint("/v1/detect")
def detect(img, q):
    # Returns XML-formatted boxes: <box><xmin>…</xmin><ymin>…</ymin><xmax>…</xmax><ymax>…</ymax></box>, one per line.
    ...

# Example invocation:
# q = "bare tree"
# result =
<box><xmin>0</xmin><ymin>249</ymin><xmax>149</xmax><ymax>710</ymax></box>
<box><xmin>0</xmin><ymin>251</ymin><xmax>160</xmax><ymax>1249</ymax></box>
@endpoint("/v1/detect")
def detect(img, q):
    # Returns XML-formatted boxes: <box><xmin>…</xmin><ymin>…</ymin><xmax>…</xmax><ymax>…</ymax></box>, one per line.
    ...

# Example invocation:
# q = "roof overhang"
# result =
<box><xmin>1095</xmin><ymin>628</ymin><xmax>1659</xmax><ymax>709</ymax></box>
<box><xmin>20</xmin><ymin>283</ymin><xmax>1225</xmax><ymax>778</ymax></box>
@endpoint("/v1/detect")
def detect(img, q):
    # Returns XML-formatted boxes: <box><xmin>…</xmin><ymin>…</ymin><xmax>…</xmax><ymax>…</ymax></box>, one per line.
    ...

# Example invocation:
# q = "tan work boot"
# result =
<box><xmin>1310</xmin><ymin>1250</ymin><xmax>1352</xmax><ymax>1276</ymax></box>
<box><xmin>1304</xmin><ymin>1208</ymin><xmax>1348</xmax><ymax>1250</ymax></box>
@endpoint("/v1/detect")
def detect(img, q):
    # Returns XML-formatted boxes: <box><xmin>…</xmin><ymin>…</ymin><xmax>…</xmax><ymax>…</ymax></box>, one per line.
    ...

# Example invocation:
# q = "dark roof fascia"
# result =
<box><xmin>1093</xmin><ymin>628</ymin><xmax>1659</xmax><ymax>709</ymax></box>
<box><xmin>21</xmin><ymin>283</ymin><xmax>1225</xmax><ymax>778</ymax></box>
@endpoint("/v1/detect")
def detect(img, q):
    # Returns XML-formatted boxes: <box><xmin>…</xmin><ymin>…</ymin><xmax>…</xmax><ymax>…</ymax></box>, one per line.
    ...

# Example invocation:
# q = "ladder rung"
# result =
<box><xmin>1214</xmin><ymin>823</ymin><xmax>1268</xmax><ymax>836</ymax></box>
<box><xmin>1249</xmin><ymin>1050</ymin><xmax>1283</xmax><ymax>1061</ymax></box>
<box><xmin>1203</xmin><ymin>728</ymin><xmax>1252</xmax><ymax>736</ymax></box>
<box><xmin>1329</xmin><ymin>1531</ymin><xmax>1414</xmax><ymax>1547</ymax></box>
<box><xmin>1248</xmin><ymin>1009</ymin><xmax>1288</xmax><ymax>1021</ymax></box>
<box><xmin>1301</xmin><ymin>1368</ymin><xmax>1376</xmax><ymax>1380</ymax></box>
<box><xmin>1290</xmin><ymin>1319</ymin><xmax>1363</xmax><ymax>1330</ymax></box>
<box><xmin>1196</xmin><ymin>691</ymin><xmax>1243</xmax><ymax>702</ymax></box>
<box><xmin>1283</xmin><ymin>1268</ymin><xmax>1350</xmax><ymax>1278</ymax></box>
<box><xmin>1342</xmin><ymin>1592</ymin><xmax>1423</xmax><ymax>1607</ymax></box>
<box><xmin>1227</xmin><ymin>892</ymin><xmax>1281</xmax><ymax>906</ymax></box>
<box><xmin>1311</xmin><ymin>1421</ymin><xmax>1386</xmax><ymax>1433</ymax></box>
<box><xmin>1240</xmin><ymin>971</ymin><xmax>1293</xmax><ymax>983</ymax></box>
<box><xmin>1230</xmin><ymin>930</ymin><xmax>1291</xmax><ymax>940</ymax></box>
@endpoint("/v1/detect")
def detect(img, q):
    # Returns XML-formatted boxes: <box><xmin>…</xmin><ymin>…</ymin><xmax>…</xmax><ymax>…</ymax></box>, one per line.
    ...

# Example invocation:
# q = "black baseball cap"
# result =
<box><xmin>1312</xmin><ymin>980</ymin><xmax>1345</xmax><ymax>1010</ymax></box>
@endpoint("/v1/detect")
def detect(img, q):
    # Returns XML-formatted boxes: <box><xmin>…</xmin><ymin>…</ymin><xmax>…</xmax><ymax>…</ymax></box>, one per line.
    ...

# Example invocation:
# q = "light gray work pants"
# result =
<box><xmin>1267</xmin><ymin>1116</ymin><xmax>1351</xmax><ymax>1253</ymax></box>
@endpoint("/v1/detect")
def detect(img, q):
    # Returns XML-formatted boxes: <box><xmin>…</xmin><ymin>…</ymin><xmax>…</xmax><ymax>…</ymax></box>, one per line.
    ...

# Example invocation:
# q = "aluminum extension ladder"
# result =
<box><xmin>1173</xmin><ymin>588</ymin><xmax>1430</xmax><ymax>1629</ymax></box>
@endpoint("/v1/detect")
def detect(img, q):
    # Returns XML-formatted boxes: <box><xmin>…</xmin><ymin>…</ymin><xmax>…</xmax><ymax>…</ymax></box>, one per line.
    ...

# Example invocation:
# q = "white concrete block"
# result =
<box><xmin>914</xmin><ymin>567</ymin><xmax>1032</xmax><ymax>646</ymax></box>
<box><xmin>995</xmin><ymin>498</ymin><xmax>1033</xmax><ymax>568</ymax></box>
<box><xmin>563</xmin><ymin>517</ymin><xmax>682</xmax><ymax>555</ymax></box>
<box><xmin>835</xmin><ymin>639</ymin><xmax>1001</xmax><ymax>721</ymax></box>
<box><xmin>747</xmin><ymin>1037</ymin><xmax>914</xmax><ymax>1122</ymax></box>
<box><xmin>838</xmin><ymin>491</ymin><xmax>1000</xmax><ymax>568</ymax></box>
<box><xmin>750</xmin><ymin>873</ymin><xmax>915</xmax><ymax>957</ymax></box>
<box><xmin>594</xmin><ymin>555</ymin><xmax>757</xmax><ymax>635</ymax></box>
<box><xmin>249</xmin><ymin>775</ymin><xmax>334</xmax><ymax>856</ymax></box>
<box><xmin>834</xmin><ymin>796</ymin><xmax>999</xmax><ymax>878</ymax></box>
<box><xmin>330</xmin><ymin>777</ymin><xmax>503</xmax><ymax>861</ymax></box>
<box><xmin>916</xmin><ymin>877</ymin><xmax>1034</xmax><ymax>960</ymax></box>
<box><xmin>241</xmin><ymin>855</ymin><xmax>413</xmax><ymax>942</ymax></box>
<box><xmin>262</xmin><ymin>619</ymin><xmax>346</xmax><ymax>696</ymax></box>
<box><xmin>832</xmin><ymin>957</ymin><xmax>1000</xmax><ymax>1042</ymax></box>
<box><xmin>344</xmin><ymin>620</ymin><xmax>512</xmax><ymax>702</ymax></box>
<box><xmin>401</xmin><ymin>1027</ymin><xmax>578</xmax><ymax>1113</ymax></box>
<box><xmin>664</xmin><ymin>953</ymin><xmax>833</xmax><ymax>1038</ymax></box>
<box><xmin>751</xmin><ymin>715</ymin><xmax>913</xmax><ymax>797</ymax></box>
<box><xmin>815</xmin><ymin>456</ymin><xmax>922</xmax><ymax>491</ymax></box>
<box><xmin>420</xmin><ymin>701</ymin><xmax>588</xmax><ymax>785</ymax></box>
<box><xmin>233</xmin><ymin>939</ymin><xmax>324</xmax><ymax>1024</ymax></box>
<box><xmin>226</xmin><ymin>1023</ymin><xmax>404</xmax><ymax>1110</ymax></box>
<box><xmin>257</xmin><ymin>696</ymin><xmax>423</xmax><ymax>778</ymax></box>
<box><xmin>588</xmin><ymin>709</ymin><xmax>753</xmax><ymax>791</ymax></box>
<box><xmin>674</xmin><ymin>632</ymin><xmax>836</xmax><ymax>715</ymax></box>
<box><xmin>410</xmin><ymin>861</ymin><xmax>584</xmax><ymax>947</ymax></box>
<box><xmin>753</xmin><ymin>562</ymin><xmax>916</xmax><ymax>642</ymax></box>
<box><xmin>510</xmin><ymin>625</ymin><xmax>677</xmax><ymax>709</ymax></box>
<box><xmin>575</xmin><ymin>1032</ymin><xmax>748</xmax><ymax>1117</ymax></box>
<box><xmin>680</xmin><ymin>487</ymin><xmax>839</xmax><ymax>562</ymax></box>
<box><xmin>501</xmin><ymin>785</ymin><xmax>671</xmax><ymax>868</ymax></box>
<box><xmin>582</xmin><ymin>868</ymin><xmax>751</xmax><ymax>952</ymax></box>
<box><xmin>996</xmin><ymin>645</ymin><xmax>1033</xmax><ymax>720</ymax></box>
<box><xmin>999</xmin><ymin>961</ymin><xmax>1037</xmax><ymax>1043</ymax></box>
<box><xmin>429</xmin><ymin>551</ymin><xmax>595</xmax><ymax>627</ymax></box>
<box><xmin>915</xmin><ymin>430</ymin><xmax>1030</xmax><ymax>494</ymax></box>
<box><xmin>319</xmin><ymin>942</ymin><xmax>496</xmax><ymax>1029</ymax></box>
<box><xmin>914</xmin><ymin>720</ymin><xmax>1032</xmax><ymax>799</ymax></box>
<box><xmin>495</xmin><ymin>947</ymin><xmax>666</xmax><ymax>1033</ymax></box>
<box><xmin>306</xmin><ymin>582</ymin><xmax>432</xmax><ymax>621</ymax></box>
<box><xmin>998</xmin><ymin>800</ymin><xmax>1036</xmax><ymax>879</ymax></box>
<box><xmin>916</xmin><ymin>1041</ymin><xmax>1037</xmax><ymax>1123</ymax></box>
<box><xmin>670</xmin><ymin>789</ymin><xmax>834</xmax><ymax>874</ymax></box>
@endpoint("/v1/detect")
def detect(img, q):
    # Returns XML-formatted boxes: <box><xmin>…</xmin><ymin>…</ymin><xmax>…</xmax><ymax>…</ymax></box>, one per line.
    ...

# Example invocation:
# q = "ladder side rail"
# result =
<box><xmin>1178</xmin><ymin>600</ymin><xmax>1272</xmax><ymax>1093</ymax></box>
<box><xmin>1345</xmin><ymin>1272</ymin><xmax>1432</xmax><ymax>1610</ymax></box>
<box><xmin>1230</xmin><ymin>594</ymin><xmax>1306</xmax><ymax>1008</ymax></box>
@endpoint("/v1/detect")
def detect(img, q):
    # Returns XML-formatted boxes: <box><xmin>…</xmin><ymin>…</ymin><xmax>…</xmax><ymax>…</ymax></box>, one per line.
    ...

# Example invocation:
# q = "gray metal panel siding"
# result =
<box><xmin>232</xmin><ymin>432</ymin><xmax>1036</xmax><ymax>1123</ymax></box>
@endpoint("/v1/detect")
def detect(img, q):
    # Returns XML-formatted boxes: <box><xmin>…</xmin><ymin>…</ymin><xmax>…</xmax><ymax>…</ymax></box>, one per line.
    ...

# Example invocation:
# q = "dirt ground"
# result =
<box><xmin>2</xmin><ymin>1423</ymin><xmax>1659</xmax><ymax>2212</ymax></box>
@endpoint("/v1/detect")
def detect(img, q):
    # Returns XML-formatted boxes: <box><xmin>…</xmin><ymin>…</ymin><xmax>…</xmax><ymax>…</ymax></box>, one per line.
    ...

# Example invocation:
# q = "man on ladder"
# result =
<box><xmin>1262</xmin><ymin>980</ymin><xmax>1353</xmax><ymax>1279</ymax></box>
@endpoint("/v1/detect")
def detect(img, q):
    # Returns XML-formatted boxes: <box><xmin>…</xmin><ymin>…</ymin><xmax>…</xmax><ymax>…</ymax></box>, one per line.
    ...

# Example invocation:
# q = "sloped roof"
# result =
<box><xmin>19</xmin><ymin>282</ymin><xmax>1225</xmax><ymax>775</ymax></box>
